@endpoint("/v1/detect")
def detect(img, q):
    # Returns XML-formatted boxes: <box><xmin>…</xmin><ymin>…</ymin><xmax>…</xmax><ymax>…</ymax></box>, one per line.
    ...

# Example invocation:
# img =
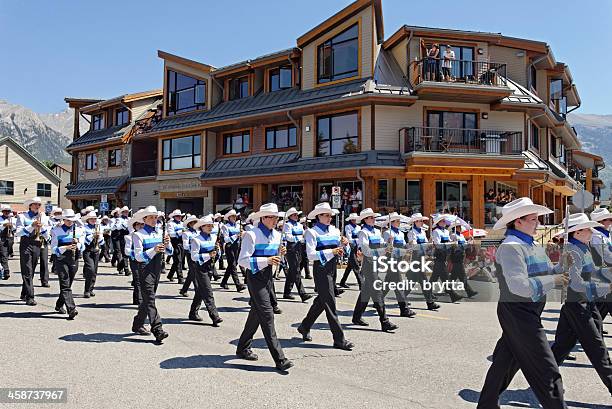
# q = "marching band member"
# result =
<box><xmin>429</xmin><ymin>214</ymin><xmax>463</xmax><ymax>303</ymax></box>
<box><xmin>112</xmin><ymin>206</ymin><xmax>131</xmax><ymax>276</ymax></box>
<box><xmin>299</xmin><ymin>216</ymin><xmax>312</xmax><ymax>279</ymax></box>
<box><xmin>449</xmin><ymin>223</ymin><xmax>478</xmax><ymax>298</ymax></box>
<box><xmin>16</xmin><ymin>197</ymin><xmax>50</xmax><ymax>305</ymax></box>
<box><xmin>550</xmin><ymin>213</ymin><xmax>612</xmax><ymax>395</ymax></box>
<box><xmin>166</xmin><ymin>209</ymin><xmax>185</xmax><ymax>283</ymax></box>
<box><xmin>0</xmin><ymin>204</ymin><xmax>15</xmax><ymax>280</ymax></box>
<box><xmin>125</xmin><ymin>211</ymin><xmax>144</xmax><ymax>306</ymax></box>
<box><xmin>339</xmin><ymin>213</ymin><xmax>361</xmax><ymax>289</ymax></box>
<box><xmin>51</xmin><ymin>209</ymin><xmax>84</xmax><ymax>320</ymax></box>
<box><xmin>179</xmin><ymin>215</ymin><xmax>199</xmax><ymax>297</ymax></box>
<box><xmin>590</xmin><ymin>208</ymin><xmax>612</xmax><ymax>322</ymax></box>
<box><xmin>298</xmin><ymin>202</ymin><xmax>354</xmax><ymax>350</ymax></box>
<box><xmin>478</xmin><ymin>198</ymin><xmax>569</xmax><ymax>409</ymax></box>
<box><xmin>406</xmin><ymin>213</ymin><xmax>440</xmax><ymax>311</ymax></box>
<box><xmin>81</xmin><ymin>211</ymin><xmax>104</xmax><ymax>298</ymax></box>
<box><xmin>352</xmin><ymin>208</ymin><xmax>398</xmax><ymax>332</ymax></box>
<box><xmin>188</xmin><ymin>216</ymin><xmax>223</xmax><ymax>326</ymax></box>
<box><xmin>236</xmin><ymin>203</ymin><xmax>293</xmax><ymax>371</ymax></box>
<box><xmin>131</xmin><ymin>206</ymin><xmax>173</xmax><ymax>342</ymax></box>
<box><xmin>109</xmin><ymin>208</ymin><xmax>120</xmax><ymax>267</ymax></box>
<box><xmin>100</xmin><ymin>216</ymin><xmax>112</xmax><ymax>263</ymax></box>
<box><xmin>282</xmin><ymin>207</ymin><xmax>311</xmax><ymax>302</ymax></box>
<box><xmin>220</xmin><ymin>209</ymin><xmax>246</xmax><ymax>292</ymax></box>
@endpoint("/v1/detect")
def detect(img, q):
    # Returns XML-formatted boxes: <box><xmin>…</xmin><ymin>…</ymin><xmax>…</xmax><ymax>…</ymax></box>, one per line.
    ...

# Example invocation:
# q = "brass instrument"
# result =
<box><xmin>33</xmin><ymin>213</ymin><xmax>42</xmax><ymax>242</ymax></box>
<box><xmin>93</xmin><ymin>221</ymin><xmax>100</xmax><ymax>251</ymax></box>
<box><xmin>5</xmin><ymin>218</ymin><xmax>13</xmax><ymax>238</ymax></box>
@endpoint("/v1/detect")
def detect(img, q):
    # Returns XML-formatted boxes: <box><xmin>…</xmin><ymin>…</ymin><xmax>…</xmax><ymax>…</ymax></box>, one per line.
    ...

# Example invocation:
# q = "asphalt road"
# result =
<box><xmin>0</xmin><ymin>256</ymin><xmax>610</xmax><ymax>409</ymax></box>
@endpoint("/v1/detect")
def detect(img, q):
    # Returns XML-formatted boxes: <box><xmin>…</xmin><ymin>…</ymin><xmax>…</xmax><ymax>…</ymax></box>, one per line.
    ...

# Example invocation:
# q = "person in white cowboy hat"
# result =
<box><xmin>0</xmin><ymin>204</ymin><xmax>15</xmax><ymax>280</ymax></box>
<box><xmin>589</xmin><ymin>208</ymin><xmax>612</xmax><ymax>326</ymax></box>
<box><xmin>16</xmin><ymin>197</ymin><xmax>51</xmax><ymax>305</ymax></box>
<box><xmin>351</xmin><ymin>207</ymin><xmax>399</xmax><ymax>332</ymax></box>
<box><xmin>220</xmin><ymin>209</ymin><xmax>246</xmax><ymax>292</ymax></box>
<box><xmin>108</xmin><ymin>208</ymin><xmax>120</xmax><ymax>266</ymax></box>
<box><xmin>448</xmin><ymin>221</ymin><xmax>478</xmax><ymax>299</ymax></box>
<box><xmin>165</xmin><ymin>209</ymin><xmax>186</xmax><ymax>283</ymax></box>
<box><xmin>478</xmin><ymin>197</ymin><xmax>570</xmax><ymax>409</ymax></box>
<box><xmin>187</xmin><ymin>215</ymin><xmax>223</xmax><ymax>326</ymax></box>
<box><xmin>100</xmin><ymin>215</ymin><xmax>112</xmax><ymax>263</ymax></box>
<box><xmin>81</xmin><ymin>211</ymin><xmax>104</xmax><ymax>298</ymax></box>
<box><xmin>124</xmin><ymin>211</ymin><xmax>145</xmax><ymax>309</ymax></box>
<box><xmin>296</xmin><ymin>202</ymin><xmax>354</xmax><ymax>351</ymax></box>
<box><xmin>178</xmin><ymin>214</ymin><xmax>199</xmax><ymax>297</ymax></box>
<box><xmin>110</xmin><ymin>207</ymin><xmax>129</xmax><ymax>275</ymax></box>
<box><xmin>50</xmin><ymin>209</ymin><xmax>85</xmax><ymax>320</ymax></box>
<box><xmin>50</xmin><ymin>206</ymin><xmax>63</xmax><ymax>226</ymax></box>
<box><xmin>339</xmin><ymin>212</ymin><xmax>362</xmax><ymax>289</ymax></box>
<box><xmin>428</xmin><ymin>214</ymin><xmax>463</xmax><ymax>303</ymax></box>
<box><xmin>212</xmin><ymin>213</ymin><xmax>225</xmax><ymax>271</ymax></box>
<box><xmin>131</xmin><ymin>205</ymin><xmax>173</xmax><ymax>343</ymax></box>
<box><xmin>235</xmin><ymin>202</ymin><xmax>293</xmax><ymax>371</ymax></box>
<box><xmin>380</xmin><ymin>212</ymin><xmax>417</xmax><ymax>318</ymax></box>
<box><xmin>281</xmin><ymin>207</ymin><xmax>312</xmax><ymax>302</ymax></box>
<box><xmin>548</xmin><ymin>213</ymin><xmax>612</xmax><ymax>395</ymax></box>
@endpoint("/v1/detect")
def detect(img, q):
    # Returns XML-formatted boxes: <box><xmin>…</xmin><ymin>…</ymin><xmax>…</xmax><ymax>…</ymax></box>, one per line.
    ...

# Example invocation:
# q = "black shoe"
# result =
<box><xmin>132</xmin><ymin>326</ymin><xmax>151</xmax><ymax>336</ymax></box>
<box><xmin>236</xmin><ymin>349</ymin><xmax>258</xmax><ymax>361</ymax></box>
<box><xmin>566</xmin><ymin>353</ymin><xmax>577</xmax><ymax>361</ymax></box>
<box><xmin>381</xmin><ymin>320</ymin><xmax>398</xmax><ymax>332</ymax></box>
<box><xmin>89</xmin><ymin>291</ymin><xmax>95</xmax><ymax>297</ymax></box>
<box><xmin>300</xmin><ymin>293</ymin><xmax>313</xmax><ymax>302</ymax></box>
<box><xmin>179</xmin><ymin>291</ymin><xmax>188</xmax><ymax>297</ymax></box>
<box><xmin>297</xmin><ymin>326</ymin><xmax>312</xmax><ymax>341</ymax></box>
<box><xmin>304</xmin><ymin>275</ymin><xmax>312</xmax><ymax>279</ymax></box>
<box><xmin>189</xmin><ymin>313</ymin><xmax>204</xmax><ymax>322</ymax></box>
<box><xmin>177</xmin><ymin>278</ymin><xmax>185</xmax><ymax>284</ymax></box>
<box><xmin>236</xmin><ymin>284</ymin><xmax>246</xmax><ymax>292</ymax></box>
<box><xmin>83</xmin><ymin>292</ymin><xmax>91</xmax><ymax>299</ymax></box>
<box><xmin>124</xmin><ymin>270</ymin><xmax>131</xmax><ymax>276</ymax></box>
<box><xmin>212</xmin><ymin>317</ymin><xmax>223</xmax><ymax>327</ymax></box>
<box><xmin>167</xmin><ymin>275</ymin><xmax>175</xmax><ymax>282</ymax></box>
<box><xmin>283</xmin><ymin>294</ymin><xmax>296</xmax><ymax>300</ymax></box>
<box><xmin>336</xmin><ymin>288</ymin><xmax>345</xmax><ymax>295</ymax></box>
<box><xmin>273</xmin><ymin>306</ymin><xmax>282</xmax><ymax>314</ymax></box>
<box><xmin>26</xmin><ymin>299</ymin><xmax>37</xmax><ymax>306</ymax></box>
<box><xmin>275</xmin><ymin>358</ymin><xmax>294</xmax><ymax>371</ymax></box>
<box><xmin>603</xmin><ymin>329</ymin><xmax>608</xmax><ymax>335</ymax></box>
<box><xmin>55</xmin><ymin>306</ymin><xmax>66</xmax><ymax>314</ymax></box>
<box><xmin>467</xmin><ymin>290</ymin><xmax>479</xmax><ymax>298</ymax></box>
<box><xmin>333</xmin><ymin>340</ymin><xmax>355</xmax><ymax>351</ymax></box>
<box><xmin>431</xmin><ymin>294</ymin><xmax>438</xmax><ymax>301</ymax></box>
<box><xmin>339</xmin><ymin>283</ymin><xmax>350</xmax><ymax>289</ymax></box>
<box><xmin>41</xmin><ymin>282</ymin><xmax>50</xmax><ymax>288</ymax></box>
<box><xmin>400</xmin><ymin>309</ymin><xmax>416</xmax><ymax>318</ymax></box>
<box><xmin>352</xmin><ymin>318</ymin><xmax>369</xmax><ymax>326</ymax></box>
<box><xmin>449</xmin><ymin>293</ymin><xmax>464</xmax><ymax>303</ymax></box>
<box><xmin>2</xmin><ymin>274</ymin><xmax>9</xmax><ymax>280</ymax></box>
<box><xmin>220</xmin><ymin>284</ymin><xmax>229</xmax><ymax>290</ymax></box>
<box><xmin>67</xmin><ymin>309</ymin><xmax>78</xmax><ymax>320</ymax></box>
<box><xmin>427</xmin><ymin>302</ymin><xmax>441</xmax><ymax>311</ymax></box>
<box><xmin>153</xmin><ymin>329</ymin><xmax>169</xmax><ymax>343</ymax></box>
<box><xmin>111</xmin><ymin>262</ymin><xmax>116</xmax><ymax>267</ymax></box>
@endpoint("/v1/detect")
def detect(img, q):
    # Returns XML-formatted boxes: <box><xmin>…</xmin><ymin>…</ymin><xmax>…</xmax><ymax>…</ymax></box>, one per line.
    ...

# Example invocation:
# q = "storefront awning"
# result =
<box><xmin>66</xmin><ymin>176</ymin><xmax>128</xmax><ymax>198</ymax></box>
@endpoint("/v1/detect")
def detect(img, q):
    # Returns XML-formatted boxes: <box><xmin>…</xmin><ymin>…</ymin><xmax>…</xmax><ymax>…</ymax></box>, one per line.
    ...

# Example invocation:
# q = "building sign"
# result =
<box><xmin>159</xmin><ymin>179</ymin><xmax>206</xmax><ymax>193</ymax></box>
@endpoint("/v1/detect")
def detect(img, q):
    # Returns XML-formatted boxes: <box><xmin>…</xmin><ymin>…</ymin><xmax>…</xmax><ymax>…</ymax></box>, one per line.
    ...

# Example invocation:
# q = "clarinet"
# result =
<box><xmin>72</xmin><ymin>224</ymin><xmax>77</xmax><ymax>265</ymax></box>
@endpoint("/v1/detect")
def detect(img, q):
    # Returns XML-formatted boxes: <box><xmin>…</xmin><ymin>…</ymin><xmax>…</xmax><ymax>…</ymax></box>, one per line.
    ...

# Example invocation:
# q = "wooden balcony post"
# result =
<box><xmin>518</xmin><ymin>180</ymin><xmax>530</xmax><ymax>198</ymax></box>
<box><xmin>302</xmin><ymin>180</ymin><xmax>314</xmax><ymax>211</ymax></box>
<box><xmin>470</xmin><ymin>175</ymin><xmax>484</xmax><ymax>228</ymax></box>
<box><xmin>253</xmin><ymin>183</ymin><xmax>264</xmax><ymax>210</ymax></box>
<box><xmin>422</xmin><ymin>174</ymin><xmax>436</xmax><ymax>218</ymax></box>
<box><xmin>364</xmin><ymin>176</ymin><xmax>378</xmax><ymax>210</ymax></box>
<box><xmin>586</xmin><ymin>168</ymin><xmax>593</xmax><ymax>193</ymax></box>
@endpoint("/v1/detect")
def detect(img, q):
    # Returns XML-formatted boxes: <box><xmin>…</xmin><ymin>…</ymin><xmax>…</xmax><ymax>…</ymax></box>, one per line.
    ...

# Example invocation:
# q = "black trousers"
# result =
<box><xmin>190</xmin><ymin>260</ymin><xmax>219</xmax><ymax>320</ymax></box>
<box><xmin>300</xmin><ymin>244</ymin><xmax>310</xmax><ymax>278</ymax></box>
<box><xmin>168</xmin><ymin>237</ymin><xmax>183</xmax><ymax>280</ymax></box>
<box><xmin>133</xmin><ymin>254</ymin><xmax>163</xmax><ymax>332</ymax></box>
<box><xmin>39</xmin><ymin>243</ymin><xmax>49</xmax><ymax>285</ymax></box>
<box><xmin>449</xmin><ymin>251</ymin><xmax>475</xmax><ymax>295</ymax></box>
<box><xmin>102</xmin><ymin>235</ymin><xmax>111</xmax><ymax>262</ymax></box>
<box><xmin>382</xmin><ymin>267</ymin><xmax>408</xmax><ymax>309</ymax></box>
<box><xmin>301</xmin><ymin>259</ymin><xmax>346</xmax><ymax>344</ymax></box>
<box><xmin>237</xmin><ymin>266</ymin><xmax>285</xmax><ymax>363</ymax></box>
<box><xmin>340</xmin><ymin>244</ymin><xmax>361</xmax><ymax>287</ymax></box>
<box><xmin>110</xmin><ymin>233</ymin><xmax>118</xmax><ymax>265</ymax></box>
<box><xmin>55</xmin><ymin>252</ymin><xmax>77</xmax><ymax>312</ymax></box>
<box><xmin>429</xmin><ymin>250</ymin><xmax>460</xmax><ymax>299</ymax></box>
<box><xmin>284</xmin><ymin>242</ymin><xmax>307</xmax><ymax>297</ymax></box>
<box><xmin>19</xmin><ymin>237</ymin><xmax>41</xmax><ymax>301</ymax></box>
<box><xmin>181</xmin><ymin>256</ymin><xmax>195</xmax><ymax>294</ymax></box>
<box><xmin>353</xmin><ymin>257</ymin><xmax>389</xmax><ymax>323</ymax></box>
<box><xmin>405</xmin><ymin>263</ymin><xmax>435</xmax><ymax>303</ymax></box>
<box><xmin>130</xmin><ymin>259</ymin><xmax>142</xmax><ymax>306</ymax></box>
<box><xmin>0</xmin><ymin>236</ymin><xmax>10</xmax><ymax>277</ymax></box>
<box><xmin>551</xmin><ymin>301</ymin><xmax>612</xmax><ymax>394</ymax></box>
<box><xmin>221</xmin><ymin>241</ymin><xmax>242</xmax><ymax>288</ymax></box>
<box><xmin>477</xmin><ymin>302</ymin><xmax>566</xmax><ymax>409</ymax></box>
<box><xmin>111</xmin><ymin>232</ymin><xmax>124</xmax><ymax>273</ymax></box>
<box><xmin>82</xmin><ymin>247</ymin><xmax>99</xmax><ymax>294</ymax></box>
<box><xmin>8</xmin><ymin>237</ymin><xmax>13</xmax><ymax>257</ymax></box>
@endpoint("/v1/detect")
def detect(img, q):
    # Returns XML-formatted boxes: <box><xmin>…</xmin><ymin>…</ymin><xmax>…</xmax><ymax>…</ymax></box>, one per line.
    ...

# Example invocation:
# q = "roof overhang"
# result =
<box><xmin>158</xmin><ymin>50</ymin><xmax>215</xmax><ymax>73</ymax></box>
<box><xmin>64</xmin><ymin>98</ymin><xmax>103</xmax><ymax>109</ymax></box>
<box><xmin>413</xmin><ymin>82</ymin><xmax>512</xmax><ymax>103</ymax></box>
<box><xmin>79</xmin><ymin>89</ymin><xmax>162</xmax><ymax>114</ymax></box>
<box><xmin>212</xmin><ymin>49</ymin><xmax>301</xmax><ymax>78</ymax></box>
<box><xmin>405</xmin><ymin>153</ymin><xmax>524</xmax><ymax>176</ymax></box>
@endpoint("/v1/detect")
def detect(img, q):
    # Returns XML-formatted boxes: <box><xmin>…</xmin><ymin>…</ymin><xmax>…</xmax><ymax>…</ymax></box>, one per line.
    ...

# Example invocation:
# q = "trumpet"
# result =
<box><xmin>93</xmin><ymin>222</ymin><xmax>100</xmax><ymax>251</ymax></box>
<box><xmin>33</xmin><ymin>213</ymin><xmax>42</xmax><ymax>242</ymax></box>
<box><xmin>5</xmin><ymin>220</ymin><xmax>13</xmax><ymax>238</ymax></box>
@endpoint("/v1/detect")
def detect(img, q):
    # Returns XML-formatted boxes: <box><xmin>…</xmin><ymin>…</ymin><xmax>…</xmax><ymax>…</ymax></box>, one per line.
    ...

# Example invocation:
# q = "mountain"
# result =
<box><xmin>568</xmin><ymin>113</ymin><xmax>612</xmax><ymax>200</ymax></box>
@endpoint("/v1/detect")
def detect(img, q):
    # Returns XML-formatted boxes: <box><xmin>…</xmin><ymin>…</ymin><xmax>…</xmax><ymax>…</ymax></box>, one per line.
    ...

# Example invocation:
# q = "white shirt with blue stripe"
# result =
<box><xmin>239</xmin><ymin>223</ymin><xmax>280</xmax><ymax>273</ymax></box>
<box><xmin>182</xmin><ymin>227</ymin><xmax>198</xmax><ymax>250</ymax></box>
<box><xmin>190</xmin><ymin>231</ymin><xmax>217</xmax><ymax>265</ymax></box>
<box><xmin>16</xmin><ymin>210</ymin><xmax>50</xmax><ymax>240</ymax></box>
<box><xmin>222</xmin><ymin>221</ymin><xmax>241</xmax><ymax>244</ymax></box>
<box><xmin>51</xmin><ymin>224</ymin><xmax>85</xmax><ymax>256</ymax></box>
<box><xmin>83</xmin><ymin>223</ymin><xmax>105</xmax><ymax>248</ymax></box>
<box><xmin>305</xmin><ymin>222</ymin><xmax>348</xmax><ymax>266</ymax></box>
<box><xmin>166</xmin><ymin>219</ymin><xmax>184</xmax><ymax>239</ymax></box>
<box><xmin>383</xmin><ymin>226</ymin><xmax>407</xmax><ymax>258</ymax></box>
<box><xmin>591</xmin><ymin>226</ymin><xmax>612</xmax><ymax>266</ymax></box>
<box><xmin>0</xmin><ymin>215</ymin><xmax>16</xmax><ymax>235</ymax></box>
<box><xmin>124</xmin><ymin>231</ymin><xmax>135</xmax><ymax>260</ymax></box>
<box><xmin>431</xmin><ymin>226</ymin><xmax>451</xmax><ymax>244</ymax></box>
<box><xmin>357</xmin><ymin>224</ymin><xmax>384</xmax><ymax>258</ymax></box>
<box><xmin>283</xmin><ymin>219</ymin><xmax>304</xmax><ymax>243</ymax></box>
<box><xmin>566</xmin><ymin>238</ymin><xmax>612</xmax><ymax>302</ymax></box>
<box><xmin>132</xmin><ymin>224</ymin><xmax>173</xmax><ymax>264</ymax></box>
<box><xmin>344</xmin><ymin>222</ymin><xmax>361</xmax><ymax>246</ymax></box>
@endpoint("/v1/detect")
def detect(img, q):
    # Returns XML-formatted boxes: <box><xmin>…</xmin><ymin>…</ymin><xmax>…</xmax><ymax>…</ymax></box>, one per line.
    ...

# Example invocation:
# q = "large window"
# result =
<box><xmin>531</xmin><ymin>124</ymin><xmax>540</xmax><ymax>150</ymax></box>
<box><xmin>223</xmin><ymin>131</ymin><xmax>250</xmax><ymax>155</ymax></box>
<box><xmin>162</xmin><ymin>135</ymin><xmax>201</xmax><ymax>171</ymax></box>
<box><xmin>115</xmin><ymin>108</ymin><xmax>129</xmax><ymax>126</ymax></box>
<box><xmin>530</xmin><ymin>65</ymin><xmax>537</xmax><ymax>90</ymax></box>
<box><xmin>37</xmin><ymin>183</ymin><xmax>51</xmax><ymax>197</ymax></box>
<box><xmin>166</xmin><ymin>70</ymin><xmax>206</xmax><ymax>116</ymax></box>
<box><xmin>317</xmin><ymin>23</ymin><xmax>359</xmax><ymax>84</ymax></box>
<box><xmin>108</xmin><ymin>148</ymin><xmax>122</xmax><ymax>167</ymax></box>
<box><xmin>92</xmin><ymin>114</ymin><xmax>104</xmax><ymax>131</ymax></box>
<box><xmin>427</xmin><ymin>110</ymin><xmax>477</xmax><ymax>144</ymax></box>
<box><xmin>316</xmin><ymin>111</ymin><xmax>359</xmax><ymax>156</ymax></box>
<box><xmin>266</xmin><ymin>125</ymin><xmax>297</xmax><ymax>150</ymax></box>
<box><xmin>85</xmin><ymin>153</ymin><xmax>97</xmax><ymax>170</ymax></box>
<box><xmin>0</xmin><ymin>181</ymin><xmax>14</xmax><ymax>195</ymax></box>
<box><xmin>446</xmin><ymin>45</ymin><xmax>474</xmax><ymax>79</ymax></box>
<box><xmin>229</xmin><ymin>77</ymin><xmax>249</xmax><ymax>100</ymax></box>
<box><xmin>269</xmin><ymin>66</ymin><xmax>292</xmax><ymax>91</ymax></box>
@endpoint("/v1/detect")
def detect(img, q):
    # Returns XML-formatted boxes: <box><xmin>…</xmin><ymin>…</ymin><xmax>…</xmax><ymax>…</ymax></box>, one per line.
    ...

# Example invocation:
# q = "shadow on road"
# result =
<box><xmin>59</xmin><ymin>332</ymin><xmax>154</xmax><ymax>344</ymax></box>
<box><xmin>159</xmin><ymin>354</ymin><xmax>285</xmax><ymax>374</ymax></box>
<box><xmin>0</xmin><ymin>310</ymin><xmax>66</xmax><ymax>319</ymax></box>
<box><xmin>459</xmin><ymin>388</ymin><xmax>611</xmax><ymax>408</ymax></box>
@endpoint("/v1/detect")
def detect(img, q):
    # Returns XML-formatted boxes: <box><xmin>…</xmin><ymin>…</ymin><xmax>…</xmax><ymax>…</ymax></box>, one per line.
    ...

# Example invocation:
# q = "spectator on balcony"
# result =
<box><xmin>442</xmin><ymin>45</ymin><xmax>455</xmax><ymax>81</ymax></box>
<box><xmin>424</xmin><ymin>42</ymin><xmax>439</xmax><ymax>81</ymax></box>
<box><xmin>342</xmin><ymin>189</ymin><xmax>351</xmax><ymax>215</ymax></box>
<box><xmin>353</xmin><ymin>187</ymin><xmax>363</xmax><ymax>212</ymax></box>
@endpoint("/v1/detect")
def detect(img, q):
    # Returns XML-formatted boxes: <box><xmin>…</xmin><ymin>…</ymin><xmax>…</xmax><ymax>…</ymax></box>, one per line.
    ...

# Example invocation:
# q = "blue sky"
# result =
<box><xmin>1</xmin><ymin>0</ymin><xmax>610</xmax><ymax>114</ymax></box>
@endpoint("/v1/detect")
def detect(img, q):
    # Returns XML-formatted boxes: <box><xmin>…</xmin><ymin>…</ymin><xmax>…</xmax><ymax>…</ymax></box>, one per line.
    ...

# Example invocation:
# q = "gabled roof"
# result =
<box><xmin>79</xmin><ymin>89</ymin><xmax>162</xmax><ymax>114</ymax></box>
<box><xmin>213</xmin><ymin>48</ymin><xmax>300</xmax><ymax>77</ymax></box>
<box><xmin>0</xmin><ymin>136</ymin><xmax>61</xmax><ymax>184</ymax></box>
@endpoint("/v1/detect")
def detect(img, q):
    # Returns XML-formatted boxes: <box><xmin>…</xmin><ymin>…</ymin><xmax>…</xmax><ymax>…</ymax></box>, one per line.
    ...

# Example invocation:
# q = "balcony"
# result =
<box><xmin>403</xmin><ymin>127</ymin><xmax>523</xmax><ymax>155</ymax></box>
<box><xmin>410</xmin><ymin>59</ymin><xmax>512</xmax><ymax>103</ymax></box>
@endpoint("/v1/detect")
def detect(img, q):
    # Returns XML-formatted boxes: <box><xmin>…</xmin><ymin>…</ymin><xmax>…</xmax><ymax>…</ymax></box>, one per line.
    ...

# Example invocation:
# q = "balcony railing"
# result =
<box><xmin>404</xmin><ymin>127</ymin><xmax>523</xmax><ymax>155</ymax></box>
<box><xmin>132</xmin><ymin>159</ymin><xmax>157</xmax><ymax>178</ymax></box>
<box><xmin>411</xmin><ymin>59</ymin><xmax>507</xmax><ymax>87</ymax></box>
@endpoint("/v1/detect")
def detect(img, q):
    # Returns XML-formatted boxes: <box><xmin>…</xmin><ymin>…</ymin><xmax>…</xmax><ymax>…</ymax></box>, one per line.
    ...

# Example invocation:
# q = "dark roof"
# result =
<box><xmin>66</xmin><ymin>176</ymin><xmax>128</xmax><ymax>197</ymax></box>
<box><xmin>67</xmin><ymin>124</ymin><xmax>131</xmax><ymax>149</ymax></box>
<box><xmin>201</xmin><ymin>150</ymin><xmax>403</xmax><ymax>180</ymax></box>
<box><xmin>214</xmin><ymin>47</ymin><xmax>297</xmax><ymax>73</ymax></box>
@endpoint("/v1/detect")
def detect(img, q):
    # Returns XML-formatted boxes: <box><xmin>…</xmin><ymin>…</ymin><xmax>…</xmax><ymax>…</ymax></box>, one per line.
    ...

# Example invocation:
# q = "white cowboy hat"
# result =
<box><xmin>60</xmin><ymin>208</ymin><xmax>80</xmax><ymax>221</ymax></box>
<box><xmin>345</xmin><ymin>213</ymin><xmax>359</xmax><ymax>221</ymax></box>
<box><xmin>214</xmin><ymin>213</ymin><xmax>222</xmax><ymax>219</ymax></box>
<box><xmin>134</xmin><ymin>206</ymin><xmax>159</xmax><ymax>223</ymax></box>
<box><xmin>157</xmin><ymin>211</ymin><xmax>165</xmax><ymax>217</ymax></box>
<box><xmin>409</xmin><ymin>213</ymin><xmax>429</xmax><ymax>224</ymax></box>
<box><xmin>0</xmin><ymin>204</ymin><xmax>11</xmax><ymax>212</ymax></box>
<box><xmin>564</xmin><ymin>212</ymin><xmax>603</xmax><ymax>234</ymax></box>
<box><xmin>384</xmin><ymin>212</ymin><xmax>403</xmax><ymax>224</ymax></box>
<box><xmin>183</xmin><ymin>215</ymin><xmax>198</xmax><ymax>226</ymax></box>
<box><xmin>81</xmin><ymin>211</ymin><xmax>98</xmax><ymax>223</ymax></box>
<box><xmin>120</xmin><ymin>206</ymin><xmax>130</xmax><ymax>213</ymax></box>
<box><xmin>167</xmin><ymin>209</ymin><xmax>184</xmax><ymax>218</ymax></box>
<box><xmin>251</xmin><ymin>203</ymin><xmax>281</xmax><ymax>220</ymax></box>
<box><xmin>590</xmin><ymin>207</ymin><xmax>612</xmax><ymax>223</ymax></box>
<box><xmin>432</xmin><ymin>214</ymin><xmax>453</xmax><ymax>226</ymax></box>
<box><xmin>308</xmin><ymin>202</ymin><xmax>338</xmax><ymax>219</ymax></box>
<box><xmin>194</xmin><ymin>215</ymin><xmax>215</xmax><ymax>230</ymax></box>
<box><xmin>50</xmin><ymin>206</ymin><xmax>62</xmax><ymax>215</ymax></box>
<box><xmin>111</xmin><ymin>207</ymin><xmax>120</xmax><ymax>216</ymax></box>
<box><xmin>24</xmin><ymin>197</ymin><xmax>42</xmax><ymax>207</ymax></box>
<box><xmin>357</xmin><ymin>208</ymin><xmax>381</xmax><ymax>223</ymax></box>
<box><xmin>101</xmin><ymin>215</ymin><xmax>110</xmax><ymax>221</ymax></box>
<box><xmin>285</xmin><ymin>207</ymin><xmax>302</xmax><ymax>218</ymax></box>
<box><xmin>223</xmin><ymin>209</ymin><xmax>240</xmax><ymax>220</ymax></box>
<box><xmin>493</xmin><ymin>197</ymin><xmax>553</xmax><ymax>230</ymax></box>
<box><xmin>128</xmin><ymin>210</ymin><xmax>145</xmax><ymax>229</ymax></box>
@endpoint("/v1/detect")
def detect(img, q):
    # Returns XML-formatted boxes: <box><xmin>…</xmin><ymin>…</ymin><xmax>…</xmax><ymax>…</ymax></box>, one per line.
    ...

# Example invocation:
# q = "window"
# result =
<box><xmin>0</xmin><ymin>181</ymin><xmax>14</xmax><ymax>195</ymax></box>
<box><xmin>266</xmin><ymin>125</ymin><xmax>297</xmax><ymax>150</ymax></box>
<box><xmin>108</xmin><ymin>149</ymin><xmax>122</xmax><ymax>167</ymax></box>
<box><xmin>531</xmin><ymin>124</ymin><xmax>539</xmax><ymax>150</ymax></box>
<box><xmin>269</xmin><ymin>66</ymin><xmax>292</xmax><ymax>91</ymax></box>
<box><xmin>92</xmin><ymin>114</ymin><xmax>104</xmax><ymax>131</ymax></box>
<box><xmin>530</xmin><ymin>65</ymin><xmax>537</xmax><ymax>90</ymax></box>
<box><xmin>162</xmin><ymin>135</ymin><xmax>201</xmax><ymax>171</ymax></box>
<box><xmin>446</xmin><ymin>45</ymin><xmax>474</xmax><ymax>79</ymax></box>
<box><xmin>166</xmin><ymin>70</ymin><xmax>206</xmax><ymax>116</ymax></box>
<box><xmin>316</xmin><ymin>111</ymin><xmax>359</xmax><ymax>156</ymax></box>
<box><xmin>37</xmin><ymin>183</ymin><xmax>51</xmax><ymax>197</ymax></box>
<box><xmin>223</xmin><ymin>131</ymin><xmax>250</xmax><ymax>155</ymax></box>
<box><xmin>427</xmin><ymin>110</ymin><xmax>477</xmax><ymax>144</ymax></box>
<box><xmin>317</xmin><ymin>23</ymin><xmax>359</xmax><ymax>84</ymax></box>
<box><xmin>115</xmin><ymin>108</ymin><xmax>129</xmax><ymax>126</ymax></box>
<box><xmin>85</xmin><ymin>153</ymin><xmax>97</xmax><ymax>170</ymax></box>
<box><xmin>229</xmin><ymin>77</ymin><xmax>249</xmax><ymax>100</ymax></box>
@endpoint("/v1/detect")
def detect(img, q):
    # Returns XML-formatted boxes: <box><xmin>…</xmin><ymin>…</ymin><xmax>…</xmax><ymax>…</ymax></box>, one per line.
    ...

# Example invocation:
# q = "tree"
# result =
<box><xmin>42</xmin><ymin>160</ymin><xmax>55</xmax><ymax>169</ymax></box>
